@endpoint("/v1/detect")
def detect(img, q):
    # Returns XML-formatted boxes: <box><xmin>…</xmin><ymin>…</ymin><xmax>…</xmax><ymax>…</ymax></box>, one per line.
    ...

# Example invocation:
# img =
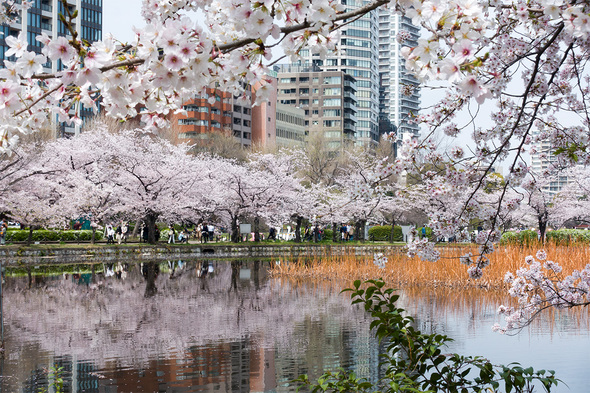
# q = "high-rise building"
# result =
<box><xmin>530</xmin><ymin>136</ymin><xmax>570</xmax><ymax>195</ymax></box>
<box><xmin>378</xmin><ymin>11</ymin><xmax>421</xmax><ymax>142</ymax></box>
<box><xmin>283</xmin><ymin>3</ymin><xmax>420</xmax><ymax>149</ymax></box>
<box><xmin>0</xmin><ymin>0</ymin><xmax>103</xmax><ymax>135</ymax></box>
<box><xmin>287</xmin><ymin>0</ymin><xmax>380</xmax><ymax>148</ymax></box>
<box><xmin>275</xmin><ymin>67</ymin><xmax>358</xmax><ymax>151</ymax></box>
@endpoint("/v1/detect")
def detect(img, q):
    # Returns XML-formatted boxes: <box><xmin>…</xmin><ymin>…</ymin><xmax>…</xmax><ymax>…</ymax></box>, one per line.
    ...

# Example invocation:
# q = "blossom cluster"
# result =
<box><xmin>493</xmin><ymin>250</ymin><xmax>590</xmax><ymax>333</ymax></box>
<box><xmin>373</xmin><ymin>253</ymin><xmax>388</xmax><ymax>269</ymax></box>
<box><xmin>0</xmin><ymin>0</ymin><xmax>375</xmax><ymax>153</ymax></box>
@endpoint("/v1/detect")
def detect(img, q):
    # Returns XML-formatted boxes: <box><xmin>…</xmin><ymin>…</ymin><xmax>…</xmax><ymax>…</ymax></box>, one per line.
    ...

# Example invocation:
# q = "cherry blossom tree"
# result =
<box><xmin>246</xmin><ymin>151</ymin><xmax>316</xmax><ymax>241</ymax></box>
<box><xmin>2</xmin><ymin>0</ymin><xmax>590</xmax><ymax>327</ymax></box>
<box><xmin>550</xmin><ymin>166</ymin><xmax>590</xmax><ymax>227</ymax></box>
<box><xmin>5</xmin><ymin>123</ymin><xmax>218</xmax><ymax>243</ymax></box>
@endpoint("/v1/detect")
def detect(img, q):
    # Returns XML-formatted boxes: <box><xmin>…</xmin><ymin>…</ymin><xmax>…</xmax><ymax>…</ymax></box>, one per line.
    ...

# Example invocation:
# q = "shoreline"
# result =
<box><xmin>0</xmin><ymin>242</ymin><xmax>410</xmax><ymax>265</ymax></box>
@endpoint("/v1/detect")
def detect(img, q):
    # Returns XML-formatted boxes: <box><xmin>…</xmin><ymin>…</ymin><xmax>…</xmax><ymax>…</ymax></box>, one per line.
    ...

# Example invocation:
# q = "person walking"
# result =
<box><xmin>0</xmin><ymin>221</ymin><xmax>7</xmax><ymax>245</ymax></box>
<box><xmin>201</xmin><ymin>223</ymin><xmax>209</xmax><ymax>243</ymax></box>
<box><xmin>168</xmin><ymin>224</ymin><xmax>176</xmax><ymax>244</ymax></box>
<box><xmin>121</xmin><ymin>222</ymin><xmax>129</xmax><ymax>243</ymax></box>
<box><xmin>105</xmin><ymin>224</ymin><xmax>115</xmax><ymax>244</ymax></box>
<box><xmin>207</xmin><ymin>223</ymin><xmax>215</xmax><ymax>242</ymax></box>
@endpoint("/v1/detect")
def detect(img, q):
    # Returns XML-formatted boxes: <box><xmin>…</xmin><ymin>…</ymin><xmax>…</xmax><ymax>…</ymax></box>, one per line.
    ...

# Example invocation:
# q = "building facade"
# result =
<box><xmin>0</xmin><ymin>0</ymin><xmax>103</xmax><ymax>136</ymax></box>
<box><xmin>275</xmin><ymin>68</ymin><xmax>358</xmax><ymax>151</ymax></box>
<box><xmin>530</xmin><ymin>136</ymin><xmax>570</xmax><ymax>195</ymax></box>
<box><xmin>173</xmin><ymin>89</ymin><xmax>234</xmax><ymax>143</ymax></box>
<box><xmin>251</xmin><ymin>77</ymin><xmax>278</xmax><ymax>148</ymax></box>
<box><xmin>378</xmin><ymin>11</ymin><xmax>421</xmax><ymax>142</ymax></box>
<box><xmin>275</xmin><ymin>104</ymin><xmax>306</xmax><ymax>148</ymax></box>
<box><xmin>287</xmin><ymin>0</ymin><xmax>380</xmax><ymax>148</ymax></box>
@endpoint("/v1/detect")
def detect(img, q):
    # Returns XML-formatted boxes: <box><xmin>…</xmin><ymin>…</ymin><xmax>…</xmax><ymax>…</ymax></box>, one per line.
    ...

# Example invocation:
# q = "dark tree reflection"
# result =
<box><xmin>142</xmin><ymin>262</ymin><xmax>159</xmax><ymax>297</ymax></box>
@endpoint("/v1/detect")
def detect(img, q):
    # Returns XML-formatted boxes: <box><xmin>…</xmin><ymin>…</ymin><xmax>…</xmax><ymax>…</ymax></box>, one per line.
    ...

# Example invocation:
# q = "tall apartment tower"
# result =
<box><xmin>276</xmin><ymin>68</ymin><xmax>358</xmax><ymax>151</ymax></box>
<box><xmin>378</xmin><ymin>11</ymin><xmax>421</xmax><ymax>142</ymax></box>
<box><xmin>289</xmin><ymin>0</ymin><xmax>380</xmax><ymax>148</ymax></box>
<box><xmin>530</xmin><ymin>136</ymin><xmax>570</xmax><ymax>195</ymax></box>
<box><xmin>0</xmin><ymin>0</ymin><xmax>103</xmax><ymax>135</ymax></box>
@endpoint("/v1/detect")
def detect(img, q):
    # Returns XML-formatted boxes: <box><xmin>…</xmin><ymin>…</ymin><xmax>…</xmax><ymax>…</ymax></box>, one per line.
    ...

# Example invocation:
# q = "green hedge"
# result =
<box><xmin>546</xmin><ymin>229</ymin><xmax>590</xmax><ymax>245</ymax></box>
<box><xmin>500</xmin><ymin>229</ymin><xmax>540</xmax><ymax>245</ymax></box>
<box><xmin>368</xmin><ymin>225</ymin><xmax>403</xmax><ymax>242</ymax></box>
<box><xmin>500</xmin><ymin>229</ymin><xmax>539</xmax><ymax>246</ymax></box>
<box><xmin>5</xmin><ymin>229</ymin><xmax>103</xmax><ymax>242</ymax></box>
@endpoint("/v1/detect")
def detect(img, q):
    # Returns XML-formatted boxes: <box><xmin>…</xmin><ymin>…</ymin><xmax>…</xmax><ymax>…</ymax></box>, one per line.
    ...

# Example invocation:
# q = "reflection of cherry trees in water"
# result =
<box><xmin>2</xmin><ymin>260</ymin><xmax>373</xmax><ymax>371</ymax></box>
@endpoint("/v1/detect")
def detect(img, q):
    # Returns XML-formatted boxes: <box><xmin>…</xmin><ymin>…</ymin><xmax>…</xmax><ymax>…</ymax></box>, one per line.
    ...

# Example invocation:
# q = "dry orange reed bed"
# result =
<box><xmin>270</xmin><ymin>243</ymin><xmax>590</xmax><ymax>290</ymax></box>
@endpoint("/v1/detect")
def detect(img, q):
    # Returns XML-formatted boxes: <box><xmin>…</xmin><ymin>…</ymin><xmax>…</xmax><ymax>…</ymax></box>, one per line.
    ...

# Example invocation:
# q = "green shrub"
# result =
<box><xmin>368</xmin><ymin>225</ymin><xmax>403</xmax><ymax>242</ymax></box>
<box><xmin>5</xmin><ymin>229</ymin><xmax>103</xmax><ymax>243</ymax></box>
<box><xmin>500</xmin><ymin>231</ymin><xmax>519</xmax><ymax>245</ymax></box>
<box><xmin>546</xmin><ymin>229</ymin><xmax>590</xmax><ymax>245</ymax></box>
<box><xmin>322</xmin><ymin>228</ymin><xmax>333</xmax><ymax>241</ymax></box>
<box><xmin>501</xmin><ymin>229</ymin><xmax>540</xmax><ymax>246</ymax></box>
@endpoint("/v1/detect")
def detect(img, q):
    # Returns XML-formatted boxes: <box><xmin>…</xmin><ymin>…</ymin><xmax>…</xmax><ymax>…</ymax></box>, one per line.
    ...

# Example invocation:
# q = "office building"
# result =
<box><xmin>530</xmin><ymin>136</ymin><xmax>569</xmax><ymax>195</ymax></box>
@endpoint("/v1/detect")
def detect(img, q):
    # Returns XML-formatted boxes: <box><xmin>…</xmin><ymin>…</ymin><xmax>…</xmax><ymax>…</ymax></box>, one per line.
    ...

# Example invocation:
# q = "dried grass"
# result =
<box><xmin>270</xmin><ymin>243</ymin><xmax>590</xmax><ymax>291</ymax></box>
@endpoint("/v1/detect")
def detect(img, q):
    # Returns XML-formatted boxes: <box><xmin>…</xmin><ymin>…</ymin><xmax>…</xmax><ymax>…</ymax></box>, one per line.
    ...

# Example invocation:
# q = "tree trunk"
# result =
<box><xmin>332</xmin><ymin>222</ymin><xmax>338</xmax><ymax>243</ymax></box>
<box><xmin>254</xmin><ymin>216</ymin><xmax>260</xmax><ymax>242</ymax></box>
<box><xmin>390</xmin><ymin>218</ymin><xmax>396</xmax><ymax>243</ymax></box>
<box><xmin>144</xmin><ymin>212</ymin><xmax>158</xmax><ymax>244</ymax></box>
<box><xmin>294</xmin><ymin>215</ymin><xmax>303</xmax><ymax>243</ymax></box>
<box><xmin>26</xmin><ymin>226</ymin><xmax>34</xmax><ymax>246</ymax></box>
<box><xmin>538</xmin><ymin>214</ymin><xmax>548</xmax><ymax>245</ymax></box>
<box><xmin>355</xmin><ymin>220</ymin><xmax>366</xmax><ymax>242</ymax></box>
<box><xmin>231</xmin><ymin>215</ymin><xmax>240</xmax><ymax>243</ymax></box>
<box><xmin>253</xmin><ymin>260</ymin><xmax>260</xmax><ymax>290</ymax></box>
<box><xmin>91</xmin><ymin>227</ymin><xmax>96</xmax><ymax>244</ymax></box>
<box><xmin>131</xmin><ymin>215</ymin><xmax>143</xmax><ymax>240</ymax></box>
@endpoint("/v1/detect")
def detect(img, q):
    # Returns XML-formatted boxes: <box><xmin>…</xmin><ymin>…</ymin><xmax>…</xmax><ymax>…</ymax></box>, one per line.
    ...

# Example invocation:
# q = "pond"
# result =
<box><xmin>0</xmin><ymin>260</ymin><xmax>587</xmax><ymax>392</ymax></box>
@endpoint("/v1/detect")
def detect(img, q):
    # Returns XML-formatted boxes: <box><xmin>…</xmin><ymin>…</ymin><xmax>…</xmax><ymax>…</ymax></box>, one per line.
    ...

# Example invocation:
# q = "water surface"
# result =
<box><xmin>0</xmin><ymin>260</ymin><xmax>587</xmax><ymax>392</ymax></box>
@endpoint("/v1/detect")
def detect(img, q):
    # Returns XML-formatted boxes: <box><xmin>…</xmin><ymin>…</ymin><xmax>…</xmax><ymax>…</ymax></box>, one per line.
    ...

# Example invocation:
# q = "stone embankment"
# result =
<box><xmin>0</xmin><ymin>243</ymin><xmax>406</xmax><ymax>265</ymax></box>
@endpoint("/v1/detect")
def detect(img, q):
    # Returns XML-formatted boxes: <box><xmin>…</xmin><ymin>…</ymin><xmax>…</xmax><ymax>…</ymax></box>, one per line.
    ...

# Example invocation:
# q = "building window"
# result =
<box><xmin>323</xmin><ymin>120</ymin><xmax>341</xmax><ymax>127</ymax></box>
<box><xmin>323</xmin><ymin>76</ymin><xmax>342</xmax><ymax>84</ymax></box>
<box><xmin>324</xmin><ymin>109</ymin><xmax>341</xmax><ymax>116</ymax></box>
<box><xmin>323</xmin><ymin>87</ymin><xmax>342</xmax><ymax>96</ymax></box>
<box><xmin>178</xmin><ymin>119</ymin><xmax>209</xmax><ymax>126</ymax></box>
<box><xmin>323</xmin><ymin>98</ymin><xmax>342</xmax><ymax>106</ymax></box>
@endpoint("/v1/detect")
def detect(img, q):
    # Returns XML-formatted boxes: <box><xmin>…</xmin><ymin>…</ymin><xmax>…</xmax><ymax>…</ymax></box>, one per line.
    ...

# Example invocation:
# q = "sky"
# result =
<box><xmin>102</xmin><ymin>0</ymin><xmax>144</xmax><ymax>43</ymax></box>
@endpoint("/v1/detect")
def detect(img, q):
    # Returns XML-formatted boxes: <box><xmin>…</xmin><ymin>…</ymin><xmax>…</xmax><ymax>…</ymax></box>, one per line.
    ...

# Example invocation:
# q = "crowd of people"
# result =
<box><xmin>0</xmin><ymin>218</ymin><xmax>364</xmax><ymax>245</ymax></box>
<box><xmin>104</xmin><ymin>222</ymin><xmax>129</xmax><ymax>244</ymax></box>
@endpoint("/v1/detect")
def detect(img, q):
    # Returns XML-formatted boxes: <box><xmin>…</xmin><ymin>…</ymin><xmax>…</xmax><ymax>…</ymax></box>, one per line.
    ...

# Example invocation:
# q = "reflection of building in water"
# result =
<box><xmin>21</xmin><ymin>355</ymin><xmax>100</xmax><ymax>393</ymax></box>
